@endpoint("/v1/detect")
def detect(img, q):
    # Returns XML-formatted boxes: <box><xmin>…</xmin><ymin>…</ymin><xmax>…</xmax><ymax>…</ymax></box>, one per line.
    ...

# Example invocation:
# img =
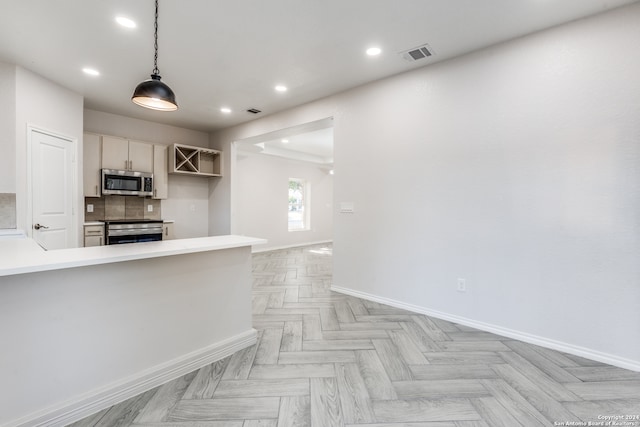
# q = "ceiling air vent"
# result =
<box><xmin>247</xmin><ymin>108</ymin><xmax>262</xmax><ymax>114</ymax></box>
<box><xmin>401</xmin><ymin>44</ymin><xmax>434</xmax><ymax>62</ymax></box>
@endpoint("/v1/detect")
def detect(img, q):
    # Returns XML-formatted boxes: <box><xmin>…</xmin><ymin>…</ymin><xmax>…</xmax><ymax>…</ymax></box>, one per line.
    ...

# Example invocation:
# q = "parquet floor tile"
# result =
<box><xmin>70</xmin><ymin>244</ymin><xmax>640</xmax><ymax>427</ymax></box>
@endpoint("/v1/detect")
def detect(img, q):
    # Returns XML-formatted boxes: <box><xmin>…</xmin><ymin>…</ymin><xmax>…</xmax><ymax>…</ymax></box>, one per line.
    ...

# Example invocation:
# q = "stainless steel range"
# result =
<box><xmin>105</xmin><ymin>220</ymin><xmax>163</xmax><ymax>245</ymax></box>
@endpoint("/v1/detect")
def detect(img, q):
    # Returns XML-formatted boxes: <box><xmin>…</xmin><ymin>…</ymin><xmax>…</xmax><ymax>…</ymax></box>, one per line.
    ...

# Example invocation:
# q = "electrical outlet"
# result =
<box><xmin>86</xmin><ymin>204</ymin><xmax>94</xmax><ymax>213</ymax></box>
<box><xmin>147</xmin><ymin>204</ymin><xmax>153</xmax><ymax>212</ymax></box>
<box><xmin>457</xmin><ymin>278</ymin><xmax>466</xmax><ymax>292</ymax></box>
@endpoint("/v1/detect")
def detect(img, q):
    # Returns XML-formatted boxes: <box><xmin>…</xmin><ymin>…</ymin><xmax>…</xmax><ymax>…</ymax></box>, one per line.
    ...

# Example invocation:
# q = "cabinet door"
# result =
<box><xmin>83</xmin><ymin>133</ymin><xmax>101</xmax><ymax>197</ymax></box>
<box><xmin>153</xmin><ymin>145</ymin><xmax>168</xmax><ymax>199</ymax></box>
<box><xmin>128</xmin><ymin>140</ymin><xmax>153</xmax><ymax>173</ymax></box>
<box><xmin>102</xmin><ymin>136</ymin><xmax>130</xmax><ymax>170</ymax></box>
<box><xmin>84</xmin><ymin>225</ymin><xmax>104</xmax><ymax>246</ymax></box>
<box><xmin>163</xmin><ymin>223</ymin><xmax>175</xmax><ymax>240</ymax></box>
<box><xmin>84</xmin><ymin>235</ymin><xmax>104</xmax><ymax>247</ymax></box>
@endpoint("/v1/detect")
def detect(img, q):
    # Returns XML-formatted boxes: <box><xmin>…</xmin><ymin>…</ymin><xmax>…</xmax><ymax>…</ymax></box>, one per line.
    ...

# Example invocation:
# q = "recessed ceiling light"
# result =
<box><xmin>82</xmin><ymin>67</ymin><xmax>100</xmax><ymax>76</ymax></box>
<box><xmin>366</xmin><ymin>47</ymin><xmax>382</xmax><ymax>56</ymax></box>
<box><xmin>275</xmin><ymin>85</ymin><xmax>287</xmax><ymax>92</ymax></box>
<box><xmin>281</xmin><ymin>139</ymin><xmax>289</xmax><ymax>143</ymax></box>
<box><xmin>116</xmin><ymin>16</ymin><xmax>136</xmax><ymax>28</ymax></box>
<box><xmin>220</xmin><ymin>107</ymin><xmax>232</xmax><ymax>114</ymax></box>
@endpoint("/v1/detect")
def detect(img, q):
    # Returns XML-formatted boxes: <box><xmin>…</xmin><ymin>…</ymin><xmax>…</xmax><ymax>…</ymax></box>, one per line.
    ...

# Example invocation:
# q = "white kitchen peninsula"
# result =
<box><xmin>0</xmin><ymin>235</ymin><xmax>265</xmax><ymax>427</ymax></box>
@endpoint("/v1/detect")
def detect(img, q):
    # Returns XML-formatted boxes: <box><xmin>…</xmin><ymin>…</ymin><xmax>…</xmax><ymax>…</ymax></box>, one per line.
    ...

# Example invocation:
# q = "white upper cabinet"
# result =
<box><xmin>153</xmin><ymin>145</ymin><xmax>168</xmax><ymax>199</ymax></box>
<box><xmin>101</xmin><ymin>136</ymin><xmax>129</xmax><ymax>170</ymax></box>
<box><xmin>83</xmin><ymin>132</ymin><xmax>101</xmax><ymax>197</ymax></box>
<box><xmin>128</xmin><ymin>140</ymin><xmax>153</xmax><ymax>173</ymax></box>
<box><xmin>83</xmin><ymin>133</ymin><xmax>169</xmax><ymax>199</ymax></box>
<box><xmin>102</xmin><ymin>136</ymin><xmax>153</xmax><ymax>173</ymax></box>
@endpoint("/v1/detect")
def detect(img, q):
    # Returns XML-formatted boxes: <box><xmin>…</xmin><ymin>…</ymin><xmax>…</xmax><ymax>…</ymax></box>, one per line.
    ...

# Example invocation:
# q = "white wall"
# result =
<box><xmin>235</xmin><ymin>152</ymin><xmax>333</xmax><ymax>250</ymax></box>
<box><xmin>15</xmin><ymin>67</ymin><xmax>84</xmax><ymax>242</ymax></box>
<box><xmin>84</xmin><ymin>109</ymin><xmax>211</xmax><ymax>238</ymax></box>
<box><xmin>210</xmin><ymin>3</ymin><xmax>640</xmax><ymax>370</ymax></box>
<box><xmin>0</xmin><ymin>62</ymin><xmax>16</xmax><ymax>193</ymax></box>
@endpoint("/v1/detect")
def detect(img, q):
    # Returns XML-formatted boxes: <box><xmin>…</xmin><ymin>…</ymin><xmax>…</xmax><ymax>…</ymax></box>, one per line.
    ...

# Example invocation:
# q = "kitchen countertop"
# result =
<box><xmin>0</xmin><ymin>235</ymin><xmax>266</xmax><ymax>277</ymax></box>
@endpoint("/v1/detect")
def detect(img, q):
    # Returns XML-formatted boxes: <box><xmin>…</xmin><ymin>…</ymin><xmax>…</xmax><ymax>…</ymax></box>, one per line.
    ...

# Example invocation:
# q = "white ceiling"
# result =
<box><xmin>237</xmin><ymin>118</ymin><xmax>334</xmax><ymax>164</ymax></box>
<box><xmin>0</xmin><ymin>0</ymin><xmax>637</xmax><ymax>133</ymax></box>
<box><xmin>258</xmin><ymin>128</ymin><xmax>334</xmax><ymax>162</ymax></box>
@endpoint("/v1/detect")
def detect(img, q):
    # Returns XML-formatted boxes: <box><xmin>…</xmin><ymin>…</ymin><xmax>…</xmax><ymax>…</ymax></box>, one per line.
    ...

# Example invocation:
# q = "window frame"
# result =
<box><xmin>288</xmin><ymin>178</ymin><xmax>310</xmax><ymax>232</ymax></box>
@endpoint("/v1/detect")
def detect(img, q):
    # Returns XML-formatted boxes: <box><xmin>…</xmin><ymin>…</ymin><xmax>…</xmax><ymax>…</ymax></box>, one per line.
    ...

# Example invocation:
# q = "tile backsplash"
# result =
<box><xmin>85</xmin><ymin>196</ymin><xmax>161</xmax><ymax>221</ymax></box>
<box><xmin>1</xmin><ymin>194</ymin><xmax>162</xmax><ymax>228</ymax></box>
<box><xmin>84</xmin><ymin>197</ymin><xmax>105</xmax><ymax>222</ymax></box>
<box><xmin>0</xmin><ymin>193</ymin><xmax>17</xmax><ymax>229</ymax></box>
<box><xmin>105</xmin><ymin>196</ymin><xmax>126</xmax><ymax>220</ymax></box>
<box><xmin>125</xmin><ymin>197</ymin><xmax>145</xmax><ymax>220</ymax></box>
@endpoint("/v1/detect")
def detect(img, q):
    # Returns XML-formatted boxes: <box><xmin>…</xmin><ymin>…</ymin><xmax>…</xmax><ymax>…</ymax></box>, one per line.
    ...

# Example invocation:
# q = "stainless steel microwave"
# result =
<box><xmin>102</xmin><ymin>169</ymin><xmax>153</xmax><ymax>197</ymax></box>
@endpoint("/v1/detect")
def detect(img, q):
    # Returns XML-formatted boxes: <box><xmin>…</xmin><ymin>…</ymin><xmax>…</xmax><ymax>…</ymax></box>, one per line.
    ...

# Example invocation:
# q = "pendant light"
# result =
<box><xmin>131</xmin><ymin>0</ymin><xmax>178</xmax><ymax>111</ymax></box>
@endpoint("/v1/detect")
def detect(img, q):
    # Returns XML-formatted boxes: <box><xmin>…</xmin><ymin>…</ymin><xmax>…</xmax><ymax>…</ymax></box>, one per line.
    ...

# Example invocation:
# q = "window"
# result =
<box><xmin>288</xmin><ymin>178</ymin><xmax>310</xmax><ymax>231</ymax></box>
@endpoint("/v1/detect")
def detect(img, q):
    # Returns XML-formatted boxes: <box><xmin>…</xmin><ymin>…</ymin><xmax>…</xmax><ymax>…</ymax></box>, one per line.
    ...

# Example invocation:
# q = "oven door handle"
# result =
<box><xmin>107</xmin><ymin>229</ymin><xmax>163</xmax><ymax>236</ymax></box>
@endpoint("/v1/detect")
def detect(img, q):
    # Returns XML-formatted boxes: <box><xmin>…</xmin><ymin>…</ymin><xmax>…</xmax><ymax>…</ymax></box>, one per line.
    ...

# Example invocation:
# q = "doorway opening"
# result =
<box><xmin>231</xmin><ymin>118</ymin><xmax>333</xmax><ymax>252</ymax></box>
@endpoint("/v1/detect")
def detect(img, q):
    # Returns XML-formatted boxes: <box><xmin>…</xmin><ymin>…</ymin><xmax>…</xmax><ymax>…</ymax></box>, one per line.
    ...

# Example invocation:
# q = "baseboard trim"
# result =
<box><xmin>252</xmin><ymin>240</ymin><xmax>333</xmax><ymax>253</ymax></box>
<box><xmin>331</xmin><ymin>285</ymin><xmax>640</xmax><ymax>372</ymax></box>
<box><xmin>7</xmin><ymin>329</ymin><xmax>258</xmax><ymax>427</ymax></box>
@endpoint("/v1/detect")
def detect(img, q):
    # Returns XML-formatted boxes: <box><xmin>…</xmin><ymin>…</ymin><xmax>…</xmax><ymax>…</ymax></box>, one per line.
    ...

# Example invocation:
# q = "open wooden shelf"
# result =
<box><xmin>169</xmin><ymin>143</ymin><xmax>222</xmax><ymax>177</ymax></box>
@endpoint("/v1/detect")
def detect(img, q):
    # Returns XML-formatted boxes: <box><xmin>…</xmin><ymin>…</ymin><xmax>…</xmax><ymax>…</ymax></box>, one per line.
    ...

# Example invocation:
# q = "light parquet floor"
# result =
<box><xmin>71</xmin><ymin>243</ymin><xmax>640</xmax><ymax>427</ymax></box>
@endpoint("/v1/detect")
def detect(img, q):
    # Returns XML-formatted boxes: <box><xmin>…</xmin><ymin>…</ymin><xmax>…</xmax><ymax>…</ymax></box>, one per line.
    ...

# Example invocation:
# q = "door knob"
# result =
<box><xmin>34</xmin><ymin>223</ymin><xmax>49</xmax><ymax>230</ymax></box>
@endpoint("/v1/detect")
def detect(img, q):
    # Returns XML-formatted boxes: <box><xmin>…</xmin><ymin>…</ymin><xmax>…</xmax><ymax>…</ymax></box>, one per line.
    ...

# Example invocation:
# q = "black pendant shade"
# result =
<box><xmin>132</xmin><ymin>73</ymin><xmax>178</xmax><ymax>111</ymax></box>
<box><xmin>131</xmin><ymin>0</ymin><xmax>178</xmax><ymax>111</ymax></box>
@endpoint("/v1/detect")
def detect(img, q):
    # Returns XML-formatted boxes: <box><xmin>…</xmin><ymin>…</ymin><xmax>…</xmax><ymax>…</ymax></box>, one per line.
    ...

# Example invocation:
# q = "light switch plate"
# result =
<box><xmin>87</xmin><ymin>204</ymin><xmax>94</xmax><ymax>213</ymax></box>
<box><xmin>147</xmin><ymin>204</ymin><xmax>153</xmax><ymax>212</ymax></box>
<box><xmin>340</xmin><ymin>202</ymin><xmax>355</xmax><ymax>213</ymax></box>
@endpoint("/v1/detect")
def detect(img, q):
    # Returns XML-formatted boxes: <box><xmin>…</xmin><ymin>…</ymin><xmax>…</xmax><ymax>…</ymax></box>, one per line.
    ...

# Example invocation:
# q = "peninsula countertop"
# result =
<box><xmin>0</xmin><ymin>235</ymin><xmax>266</xmax><ymax>277</ymax></box>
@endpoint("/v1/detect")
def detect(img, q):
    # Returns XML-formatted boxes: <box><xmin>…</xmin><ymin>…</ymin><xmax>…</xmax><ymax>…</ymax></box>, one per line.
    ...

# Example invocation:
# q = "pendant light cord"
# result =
<box><xmin>132</xmin><ymin>0</ymin><xmax>177</xmax><ymax>110</ymax></box>
<box><xmin>153</xmin><ymin>0</ymin><xmax>159</xmax><ymax>75</ymax></box>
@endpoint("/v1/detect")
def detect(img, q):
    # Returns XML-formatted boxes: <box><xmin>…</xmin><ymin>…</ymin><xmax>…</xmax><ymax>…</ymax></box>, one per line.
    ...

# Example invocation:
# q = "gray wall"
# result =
<box><xmin>0</xmin><ymin>62</ymin><xmax>16</xmax><ymax>194</ymax></box>
<box><xmin>0</xmin><ymin>63</ymin><xmax>17</xmax><ymax>228</ymax></box>
<box><xmin>14</xmin><ymin>66</ymin><xmax>84</xmax><ymax>240</ymax></box>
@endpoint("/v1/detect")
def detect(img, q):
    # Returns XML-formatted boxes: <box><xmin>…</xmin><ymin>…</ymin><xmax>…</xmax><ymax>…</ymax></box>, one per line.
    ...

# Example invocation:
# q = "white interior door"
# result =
<box><xmin>30</xmin><ymin>128</ymin><xmax>76</xmax><ymax>250</ymax></box>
